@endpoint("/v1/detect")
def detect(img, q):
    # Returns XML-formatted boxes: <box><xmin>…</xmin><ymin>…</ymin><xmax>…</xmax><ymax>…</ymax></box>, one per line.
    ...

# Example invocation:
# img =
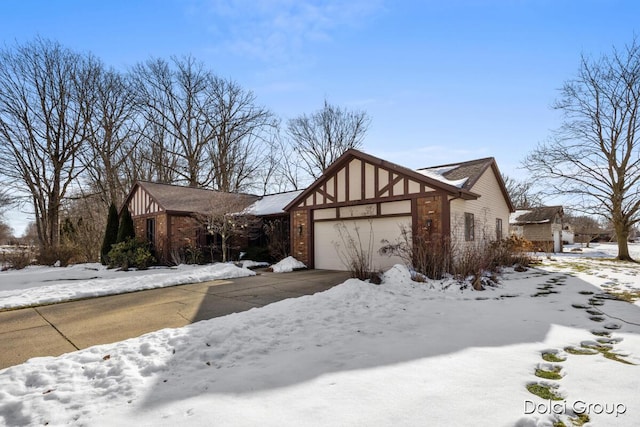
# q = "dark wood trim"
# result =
<box><xmin>361</xmin><ymin>159</ymin><xmax>366</xmax><ymax>200</ymax></box>
<box><xmin>289</xmin><ymin>191</ymin><xmax>440</xmax><ymax>211</ymax></box>
<box><xmin>284</xmin><ymin>149</ymin><xmax>479</xmax><ymax>212</ymax></box>
<box><xmin>308</xmin><ymin>210</ymin><xmax>315</xmax><ymax>269</ymax></box>
<box><xmin>377</xmin><ymin>173</ymin><xmax>403</xmax><ymax>198</ymax></box>
<box><xmin>411</xmin><ymin>198</ymin><xmax>418</xmax><ymax>239</ymax></box>
<box><xmin>345</xmin><ymin>163</ymin><xmax>350</xmax><ymax>202</ymax></box>
<box><xmin>317</xmin><ymin>184</ymin><xmax>335</xmax><ymax>203</ymax></box>
<box><xmin>312</xmin><ymin>211</ymin><xmax>412</xmax><ymax>223</ymax></box>
<box><xmin>441</xmin><ymin>191</ymin><xmax>451</xmax><ymax>237</ymax></box>
<box><xmin>374</xmin><ymin>164</ymin><xmax>379</xmax><ymax>199</ymax></box>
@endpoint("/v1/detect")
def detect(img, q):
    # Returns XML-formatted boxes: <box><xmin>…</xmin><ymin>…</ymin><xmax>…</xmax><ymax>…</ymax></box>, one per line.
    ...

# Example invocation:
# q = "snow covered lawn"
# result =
<box><xmin>1</xmin><ymin>243</ymin><xmax>639</xmax><ymax>426</ymax></box>
<box><xmin>0</xmin><ymin>263</ymin><xmax>257</xmax><ymax>310</ymax></box>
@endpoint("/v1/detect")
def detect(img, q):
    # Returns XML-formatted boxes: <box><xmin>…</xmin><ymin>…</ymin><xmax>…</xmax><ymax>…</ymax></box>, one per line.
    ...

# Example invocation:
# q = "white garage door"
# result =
<box><xmin>313</xmin><ymin>216</ymin><xmax>411</xmax><ymax>271</ymax></box>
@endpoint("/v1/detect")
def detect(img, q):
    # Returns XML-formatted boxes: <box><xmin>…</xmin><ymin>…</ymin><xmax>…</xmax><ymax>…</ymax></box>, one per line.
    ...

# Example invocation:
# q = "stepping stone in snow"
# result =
<box><xmin>535</xmin><ymin>364</ymin><xmax>563</xmax><ymax>380</ymax></box>
<box><xmin>597</xmin><ymin>337</ymin><xmax>623</xmax><ymax>345</ymax></box>
<box><xmin>578</xmin><ymin>291</ymin><xmax>594</xmax><ymax>295</ymax></box>
<box><xmin>581</xmin><ymin>340</ymin><xmax>612</xmax><ymax>350</ymax></box>
<box><xmin>594</xmin><ymin>293</ymin><xmax>621</xmax><ymax>300</ymax></box>
<box><xmin>589</xmin><ymin>316</ymin><xmax>606</xmax><ymax>322</ymax></box>
<box><xmin>591</xmin><ymin>329</ymin><xmax>611</xmax><ymax>337</ymax></box>
<box><xmin>571</xmin><ymin>303</ymin><xmax>590</xmax><ymax>309</ymax></box>
<box><xmin>564</xmin><ymin>345</ymin><xmax>598</xmax><ymax>355</ymax></box>
<box><xmin>541</xmin><ymin>349</ymin><xmax>567</xmax><ymax>363</ymax></box>
<box><xmin>604</xmin><ymin>322</ymin><xmax>622</xmax><ymax>330</ymax></box>
<box><xmin>585</xmin><ymin>308</ymin><xmax>602</xmax><ymax>315</ymax></box>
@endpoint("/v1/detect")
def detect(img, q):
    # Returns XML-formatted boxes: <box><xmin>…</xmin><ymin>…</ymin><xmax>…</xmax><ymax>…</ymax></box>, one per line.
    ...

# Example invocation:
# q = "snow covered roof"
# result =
<box><xmin>416</xmin><ymin>157</ymin><xmax>495</xmax><ymax>191</ymax></box>
<box><xmin>415</xmin><ymin>165</ymin><xmax>468</xmax><ymax>188</ymax></box>
<box><xmin>509</xmin><ymin>206</ymin><xmax>563</xmax><ymax>225</ymax></box>
<box><xmin>243</xmin><ymin>190</ymin><xmax>304</xmax><ymax>216</ymax></box>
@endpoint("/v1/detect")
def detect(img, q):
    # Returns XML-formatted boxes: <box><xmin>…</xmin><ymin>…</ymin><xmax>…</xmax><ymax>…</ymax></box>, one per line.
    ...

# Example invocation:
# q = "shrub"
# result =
<box><xmin>101</xmin><ymin>202</ymin><xmax>119</xmax><ymax>265</ymax></box>
<box><xmin>380</xmin><ymin>226</ymin><xmax>537</xmax><ymax>289</ymax></box>
<box><xmin>264</xmin><ymin>219</ymin><xmax>289</xmax><ymax>261</ymax></box>
<box><xmin>380</xmin><ymin>228</ymin><xmax>452</xmax><ymax>280</ymax></box>
<box><xmin>243</xmin><ymin>245</ymin><xmax>272</xmax><ymax>262</ymax></box>
<box><xmin>333</xmin><ymin>219</ymin><xmax>380</xmax><ymax>281</ymax></box>
<box><xmin>116</xmin><ymin>208</ymin><xmax>135</xmax><ymax>243</ymax></box>
<box><xmin>487</xmin><ymin>236</ymin><xmax>536</xmax><ymax>268</ymax></box>
<box><xmin>1</xmin><ymin>246</ymin><xmax>36</xmax><ymax>270</ymax></box>
<box><xmin>169</xmin><ymin>243</ymin><xmax>203</xmax><ymax>265</ymax></box>
<box><xmin>37</xmin><ymin>244</ymin><xmax>79</xmax><ymax>267</ymax></box>
<box><xmin>107</xmin><ymin>239</ymin><xmax>155</xmax><ymax>270</ymax></box>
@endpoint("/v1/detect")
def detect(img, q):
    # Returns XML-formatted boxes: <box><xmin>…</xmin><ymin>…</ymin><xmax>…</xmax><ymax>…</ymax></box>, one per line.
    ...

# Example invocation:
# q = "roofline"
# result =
<box><xmin>284</xmin><ymin>148</ymin><xmax>478</xmax><ymax>211</ymax></box>
<box><xmin>417</xmin><ymin>156</ymin><xmax>514</xmax><ymax>212</ymax></box>
<box><xmin>488</xmin><ymin>160</ymin><xmax>515</xmax><ymax>213</ymax></box>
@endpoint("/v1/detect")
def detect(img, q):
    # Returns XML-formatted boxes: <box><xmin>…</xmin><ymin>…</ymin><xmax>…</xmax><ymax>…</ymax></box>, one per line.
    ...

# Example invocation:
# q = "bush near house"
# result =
<box><xmin>107</xmin><ymin>239</ymin><xmax>154</xmax><ymax>271</ymax></box>
<box><xmin>379</xmin><ymin>226</ymin><xmax>536</xmax><ymax>289</ymax></box>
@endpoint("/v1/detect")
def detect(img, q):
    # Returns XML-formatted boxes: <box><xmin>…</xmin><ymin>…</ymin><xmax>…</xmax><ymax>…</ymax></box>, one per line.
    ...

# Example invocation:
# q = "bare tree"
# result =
<box><xmin>198</xmin><ymin>193</ymin><xmax>260</xmax><ymax>262</ymax></box>
<box><xmin>0</xmin><ymin>38</ymin><xmax>96</xmax><ymax>254</ymax></box>
<box><xmin>131</xmin><ymin>56</ymin><xmax>217</xmax><ymax>187</ymax></box>
<box><xmin>59</xmin><ymin>193</ymin><xmax>107</xmax><ymax>262</ymax></box>
<box><xmin>525</xmin><ymin>39</ymin><xmax>640</xmax><ymax>261</ymax></box>
<box><xmin>0</xmin><ymin>188</ymin><xmax>11</xmax><ymax>215</ymax></box>
<box><xmin>287</xmin><ymin>99</ymin><xmax>370</xmax><ymax>179</ymax></box>
<box><xmin>207</xmin><ymin>76</ymin><xmax>275</xmax><ymax>192</ymax></box>
<box><xmin>272</xmin><ymin>133</ymin><xmax>307</xmax><ymax>191</ymax></box>
<box><xmin>565</xmin><ymin>214</ymin><xmax>603</xmax><ymax>248</ymax></box>
<box><xmin>81</xmin><ymin>65</ymin><xmax>138</xmax><ymax>207</ymax></box>
<box><xmin>0</xmin><ymin>220</ymin><xmax>12</xmax><ymax>245</ymax></box>
<box><xmin>131</xmin><ymin>57</ymin><xmax>274</xmax><ymax>193</ymax></box>
<box><xmin>502</xmin><ymin>174</ymin><xmax>543</xmax><ymax>209</ymax></box>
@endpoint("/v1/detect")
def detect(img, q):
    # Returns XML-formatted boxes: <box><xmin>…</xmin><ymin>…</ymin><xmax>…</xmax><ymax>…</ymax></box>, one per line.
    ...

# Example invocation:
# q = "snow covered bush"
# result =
<box><xmin>380</xmin><ymin>226</ymin><xmax>537</xmax><ymax>289</ymax></box>
<box><xmin>380</xmin><ymin>227</ymin><xmax>452</xmax><ymax>280</ymax></box>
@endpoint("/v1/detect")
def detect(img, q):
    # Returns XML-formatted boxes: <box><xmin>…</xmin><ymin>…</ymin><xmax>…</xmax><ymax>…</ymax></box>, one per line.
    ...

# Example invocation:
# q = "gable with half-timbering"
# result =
<box><xmin>127</xmin><ymin>184</ymin><xmax>164</xmax><ymax>216</ymax></box>
<box><xmin>293</xmin><ymin>157</ymin><xmax>441</xmax><ymax>210</ymax></box>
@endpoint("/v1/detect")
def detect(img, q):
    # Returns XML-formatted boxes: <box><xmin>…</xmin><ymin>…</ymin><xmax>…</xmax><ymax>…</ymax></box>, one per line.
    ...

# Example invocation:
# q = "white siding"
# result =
<box><xmin>314</xmin><ymin>208</ymin><xmax>337</xmax><ymax>220</ymax></box>
<box><xmin>339</xmin><ymin>204</ymin><xmax>376</xmax><ymax>218</ymax></box>
<box><xmin>449</xmin><ymin>168</ymin><xmax>510</xmax><ymax>246</ymax></box>
<box><xmin>380</xmin><ymin>200</ymin><xmax>411</xmax><ymax>215</ymax></box>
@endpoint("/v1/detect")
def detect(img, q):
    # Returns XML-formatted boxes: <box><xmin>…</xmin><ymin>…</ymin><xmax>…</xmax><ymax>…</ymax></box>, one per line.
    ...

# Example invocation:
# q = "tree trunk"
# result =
<box><xmin>616</xmin><ymin>229</ymin><xmax>633</xmax><ymax>261</ymax></box>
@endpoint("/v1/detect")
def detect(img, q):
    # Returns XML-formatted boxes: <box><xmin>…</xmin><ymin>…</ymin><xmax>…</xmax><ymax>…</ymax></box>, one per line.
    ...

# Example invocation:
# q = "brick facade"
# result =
<box><xmin>416</xmin><ymin>195</ymin><xmax>443</xmax><ymax>238</ymax></box>
<box><xmin>291</xmin><ymin>209</ymin><xmax>310</xmax><ymax>266</ymax></box>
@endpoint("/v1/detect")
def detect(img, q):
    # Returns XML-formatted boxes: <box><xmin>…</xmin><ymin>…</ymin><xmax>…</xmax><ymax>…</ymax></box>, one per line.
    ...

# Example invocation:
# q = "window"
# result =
<box><xmin>464</xmin><ymin>212</ymin><xmax>475</xmax><ymax>241</ymax></box>
<box><xmin>496</xmin><ymin>218</ymin><xmax>503</xmax><ymax>240</ymax></box>
<box><xmin>146</xmin><ymin>218</ymin><xmax>156</xmax><ymax>246</ymax></box>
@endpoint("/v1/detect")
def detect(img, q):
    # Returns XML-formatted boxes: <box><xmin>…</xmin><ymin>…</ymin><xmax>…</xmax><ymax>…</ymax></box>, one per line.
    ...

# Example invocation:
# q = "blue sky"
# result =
<box><xmin>1</xmin><ymin>0</ymin><xmax>639</xmax><ymax>234</ymax></box>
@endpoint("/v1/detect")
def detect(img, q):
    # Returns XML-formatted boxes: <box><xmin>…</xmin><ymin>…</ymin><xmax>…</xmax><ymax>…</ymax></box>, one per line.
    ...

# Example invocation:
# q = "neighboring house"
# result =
<box><xmin>562</xmin><ymin>225</ymin><xmax>575</xmax><ymax>245</ymax></box>
<box><xmin>509</xmin><ymin>206</ymin><xmax>564</xmax><ymax>252</ymax></box>
<box><xmin>284</xmin><ymin>149</ymin><xmax>514</xmax><ymax>271</ymax></box>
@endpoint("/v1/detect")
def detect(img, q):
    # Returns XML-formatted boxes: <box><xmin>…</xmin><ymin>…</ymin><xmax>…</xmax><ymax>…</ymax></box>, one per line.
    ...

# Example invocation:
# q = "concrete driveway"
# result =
<box><xmin>0</xmin><ymin>269</ymin><xmax>350</xmax><ymax>370</ymax></box>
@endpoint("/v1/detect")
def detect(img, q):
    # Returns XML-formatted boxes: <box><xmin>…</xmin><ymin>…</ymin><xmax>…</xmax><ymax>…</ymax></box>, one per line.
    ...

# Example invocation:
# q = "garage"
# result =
<box><xmin>285</xmin><ymin>149</ymin><xmax>511</xmax><ymax>271</ymax></box>
<box><xmin>313</xmin><ymin>216</ymin><xmax>411</xmax><ymax>271</ymax></box>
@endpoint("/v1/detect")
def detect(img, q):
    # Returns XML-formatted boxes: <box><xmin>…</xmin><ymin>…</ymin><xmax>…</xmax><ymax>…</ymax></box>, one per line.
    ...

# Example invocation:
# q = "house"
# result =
<box><xmin>284</xmin><ymin>149</ymin><xmax>514</xmax><ymax>271</ymax></box>
<box><xmin>509</xmin><ymin>206</ymin><xmax>564</xmax><ymax>252</ymax></box>
<box><xmin>121</xmin><ymin>181</ymin><xmax>258</xmax><ymax>263</ymax></box>
<box><xmin>121</xmin><ymin>181</ymin><xmax>301</xmax><ymax>264</ymax></box>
